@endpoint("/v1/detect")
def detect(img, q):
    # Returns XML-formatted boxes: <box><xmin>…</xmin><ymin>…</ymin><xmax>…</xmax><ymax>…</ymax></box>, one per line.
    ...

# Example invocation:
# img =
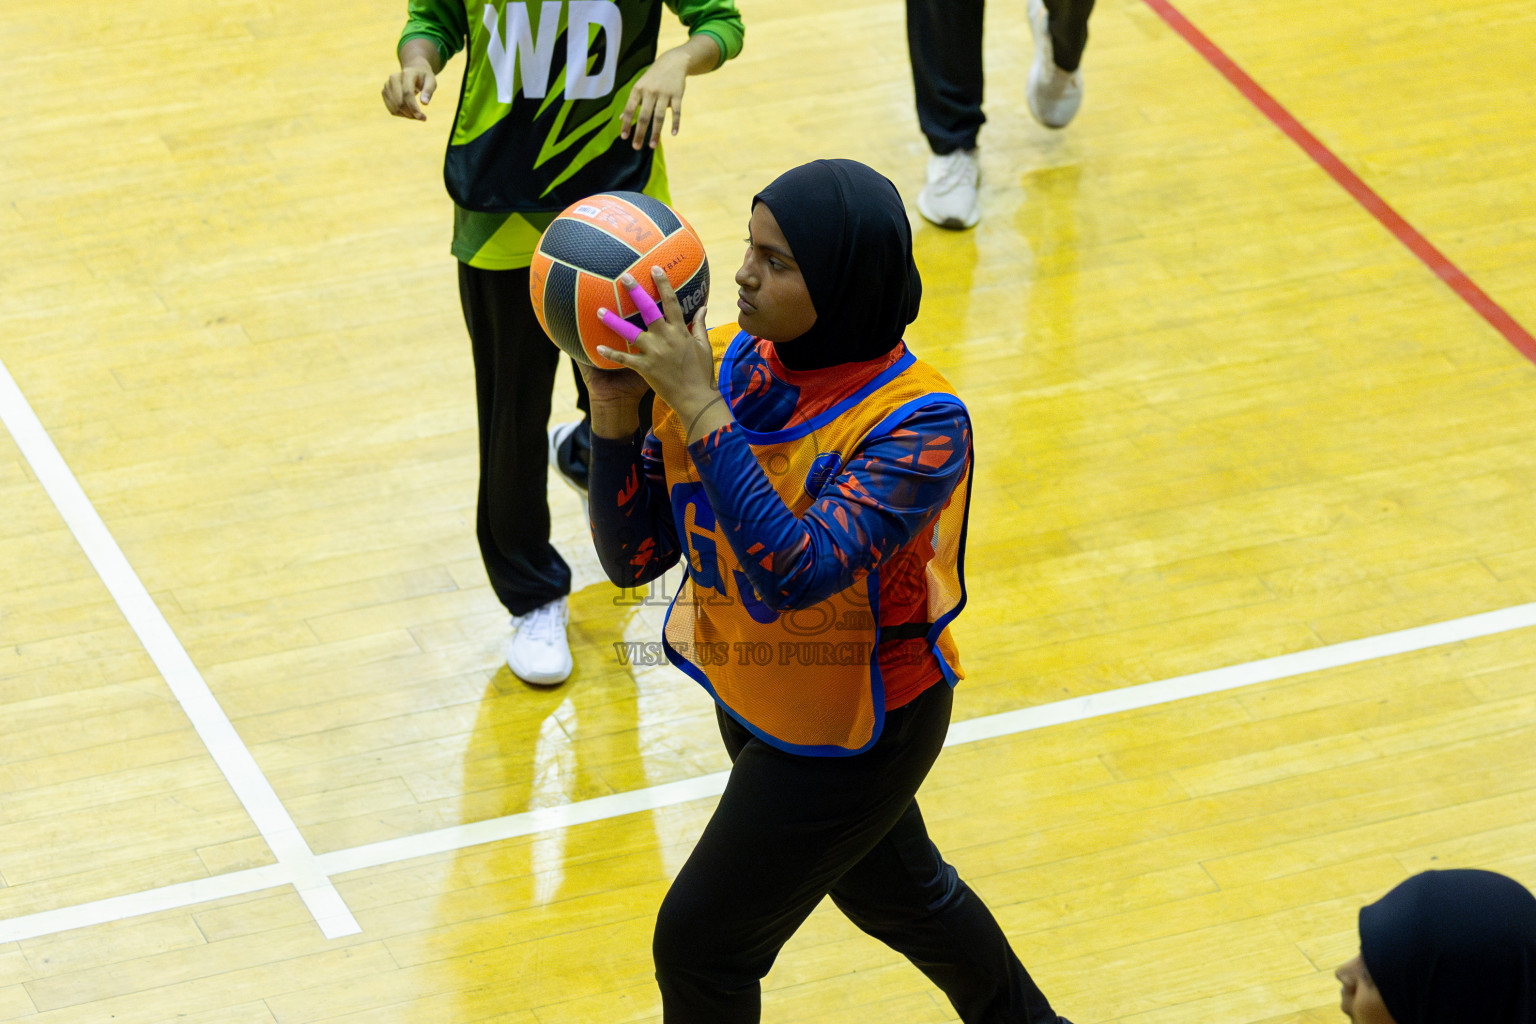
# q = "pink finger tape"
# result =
<box><xmin>628</xmin><ymin>279</ymin><xmax>663</xmax><ymax>325</ymax></box>
<box><xmin>599</xmin><ymin>308</ymin><xmax>642</xmax><ymax>344</ymax></box>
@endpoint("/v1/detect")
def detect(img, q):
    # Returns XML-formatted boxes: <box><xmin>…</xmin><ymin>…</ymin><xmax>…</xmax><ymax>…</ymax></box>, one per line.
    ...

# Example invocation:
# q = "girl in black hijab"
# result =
<box><xmin>582</xmin><ymin>159</ymin><xmax>1073</xmax><ymax>1022</ymax></box>
<box><xmin>1337</xmin><ymin>869</ymin><xmax>1536</xmax><ymax>1024</ymax></box>
<box><xmin>749</xmin><ymin>157</ymin><xmax>923</xmax><ymax>369</ymax></box>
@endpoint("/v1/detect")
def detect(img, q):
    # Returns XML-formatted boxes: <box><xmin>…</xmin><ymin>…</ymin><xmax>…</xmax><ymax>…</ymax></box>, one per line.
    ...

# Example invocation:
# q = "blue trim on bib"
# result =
<box><xmin>862</xmin><ymin>392</ymin><xmax>972</xmax><ymax>688</ymax></box>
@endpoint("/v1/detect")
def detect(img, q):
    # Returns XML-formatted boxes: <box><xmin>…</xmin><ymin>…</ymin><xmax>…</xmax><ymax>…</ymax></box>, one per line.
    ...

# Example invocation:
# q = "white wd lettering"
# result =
<box><xmin>482</xmin><ymin>1</ymin><xmax>623</xmax><ymax>103</ymax></box>
<box><xmin>564</xmin><ymin>1</ymin><xmax>622</xmax><ymax>99</ymax></box>
<box><xmin>483</xmin><ymin>2</ymin><xmax>559</xmax><ymax>101</ymax></box>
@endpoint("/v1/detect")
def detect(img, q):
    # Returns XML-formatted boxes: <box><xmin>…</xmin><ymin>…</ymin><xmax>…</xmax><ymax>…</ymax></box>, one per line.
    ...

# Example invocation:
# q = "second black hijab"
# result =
<box><xmin>1360</xmin><ymin>869</ymin><xmax>1536</xmax><ymax>1024</ymax></box>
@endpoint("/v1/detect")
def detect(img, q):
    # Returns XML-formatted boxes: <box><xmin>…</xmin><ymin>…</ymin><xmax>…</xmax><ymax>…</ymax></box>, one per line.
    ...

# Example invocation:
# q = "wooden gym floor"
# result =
<box><xmin>2</xmin><ymin>0</ymin><xmax>1534</xmax><ymax>1020</ymax></box>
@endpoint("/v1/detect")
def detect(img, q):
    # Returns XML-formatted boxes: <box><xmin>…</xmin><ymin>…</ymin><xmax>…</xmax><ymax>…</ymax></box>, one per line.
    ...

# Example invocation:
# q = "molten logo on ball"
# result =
<box><xmin>531</xmin><ymin>192</ymin><xmax>710</xmax><ymax>369</ymax></box>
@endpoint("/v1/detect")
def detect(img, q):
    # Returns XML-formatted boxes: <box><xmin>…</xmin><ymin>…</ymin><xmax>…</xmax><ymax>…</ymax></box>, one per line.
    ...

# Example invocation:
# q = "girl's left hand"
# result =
<box><xmin>621</xmin><ymin>50</ymin><xmax>688</xmax><ymax>150</ymax></box>
<box><xmin>597</xmin><ymin>267</ymin><xmax>716</xmax><ymax>419</ymax></box>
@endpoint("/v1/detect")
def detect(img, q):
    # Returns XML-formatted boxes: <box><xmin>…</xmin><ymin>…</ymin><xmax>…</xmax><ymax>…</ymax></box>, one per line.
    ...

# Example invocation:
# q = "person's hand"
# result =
<box><xmin>621</xmin><ymin>50</ymin><xmax>689</xmax><ymax>150</ymax></box>
<box><xmin>382</xmin><ymin>62</ymin><xmax>436</xmax><ymax>120</ymax></box>
<box><xmin>597</xmin><ymin>268</ymin><xmax>717</xmax><ymax>422</ymax></box>
<box><xmin>577</xmin><ymin>361</ymin><xmax>650</xmax><ymax>406</ymax></box>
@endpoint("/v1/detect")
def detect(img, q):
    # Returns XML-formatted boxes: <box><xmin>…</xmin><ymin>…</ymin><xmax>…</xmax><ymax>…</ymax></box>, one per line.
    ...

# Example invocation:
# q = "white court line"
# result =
<box><xmin>0</xmin><ymin>356</ymin><xmax>360</xmax><ymax>940</ymax></box>
<box><xmin>945</xmin><ymin>600</ymin><xmax>1536</xmax><ymax>745</ymax></box>
<box><xmin>3</xmin><ymin>585</ymin><xmax>1534</xmax><ymax>943</ymax></box>
<box><xmin>0</xmin><ymin>866</ymin><xmax>294</xmax><ymax>945</ymax></box>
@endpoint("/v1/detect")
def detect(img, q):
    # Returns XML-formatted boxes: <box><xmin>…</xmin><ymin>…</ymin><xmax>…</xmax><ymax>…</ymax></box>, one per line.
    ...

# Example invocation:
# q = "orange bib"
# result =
<box><xmin>656</xmin><ymin>329</ymin><xmax>971</xmax><ymax>755</ymax></box>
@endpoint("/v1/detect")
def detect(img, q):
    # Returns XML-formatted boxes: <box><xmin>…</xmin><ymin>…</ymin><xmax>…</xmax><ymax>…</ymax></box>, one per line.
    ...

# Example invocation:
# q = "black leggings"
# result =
<box><xmin>653</xmin><ymin>684</ymin><xmax>1062</xmax><ymax>1023</ymax></box>
<box><xmin>457</xmin><ymin>262</ymin><xmax>589</xmax><ymax>616</ymax></box>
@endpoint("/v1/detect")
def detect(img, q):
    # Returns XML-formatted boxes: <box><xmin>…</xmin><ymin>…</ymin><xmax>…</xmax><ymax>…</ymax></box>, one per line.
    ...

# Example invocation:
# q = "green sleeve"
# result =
<box><xmin>398</xmin><ymin>0</ymin><xmax>467</xmax><ymax>64</ymax></box>
<box><xmin>668</xmin><ymin>0</ymin><xmax>745</xmax><ymax>66</ymax></box>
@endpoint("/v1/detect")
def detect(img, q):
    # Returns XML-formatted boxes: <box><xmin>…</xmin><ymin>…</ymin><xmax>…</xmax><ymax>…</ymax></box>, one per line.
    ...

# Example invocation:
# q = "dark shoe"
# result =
<box><xmin>548</xmin><ymin>419</ymin><xmax>590</xmax><ymax>501</ymax></box>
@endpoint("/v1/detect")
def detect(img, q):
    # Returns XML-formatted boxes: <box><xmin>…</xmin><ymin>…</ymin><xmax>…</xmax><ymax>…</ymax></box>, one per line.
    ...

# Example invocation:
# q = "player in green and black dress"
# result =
<box><xmin>381</xmin><ymin>0</ymin><xmax>743</xmax><ymax>684</ymax></box>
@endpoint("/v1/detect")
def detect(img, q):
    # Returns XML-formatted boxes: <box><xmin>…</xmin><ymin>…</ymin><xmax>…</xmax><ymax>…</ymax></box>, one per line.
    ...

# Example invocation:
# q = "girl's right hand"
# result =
<box><xmin>381</xmin><ymin>61</ymin><xmax>436</xmax><ymax>120</ymax></box>
<box><xmin>596</xmin><ymin>269</ymin><xmax>716</xmax><ymax>417</ymax></box>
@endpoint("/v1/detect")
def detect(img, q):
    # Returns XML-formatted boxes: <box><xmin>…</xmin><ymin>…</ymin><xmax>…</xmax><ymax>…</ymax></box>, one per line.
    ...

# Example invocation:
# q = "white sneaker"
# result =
<box><xmin>1027</xmin><ymin>0</ymin><xmax>1083</xmax><ymax>129</ymax></box>
<box><xmin>505</xmin><ymin>597</ymin><xmax>573</xmax><ymax>685</ymax></box>
<box><xmin>916</xmin><ymin>149</ymin><xmax>981</xmax><ymax>230</ymax></box>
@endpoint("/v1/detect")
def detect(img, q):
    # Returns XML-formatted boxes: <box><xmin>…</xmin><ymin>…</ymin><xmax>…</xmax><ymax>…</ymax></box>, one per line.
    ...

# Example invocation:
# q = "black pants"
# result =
<box><xmin>907</xmin><ymin>0</ymin><xmax>1096</xmax><ymax>154</ymax></box>
<box><xmin>457</xmin><ymin>262</ymin><xmax>589</xmax><ymax>616</ymax></box>
<box><xmin>653</xmin><ymin>684</ymin><xmax>1062</xmax><ymax>1023</ymax></box>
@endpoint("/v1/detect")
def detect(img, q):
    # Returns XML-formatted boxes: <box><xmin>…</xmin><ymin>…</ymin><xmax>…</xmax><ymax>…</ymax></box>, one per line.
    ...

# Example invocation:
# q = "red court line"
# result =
<box><xmin>1141</xmin><ymin>0</ymin><xmax>1536</xmax><ymax>365</ymax></box>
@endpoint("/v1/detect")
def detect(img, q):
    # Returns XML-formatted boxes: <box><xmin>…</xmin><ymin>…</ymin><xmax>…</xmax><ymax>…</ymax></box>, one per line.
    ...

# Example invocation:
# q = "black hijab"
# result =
<box><xmin>752</xmin><ymin>159</ymin><xmax>922</xmax><ymax>371</ymax></box>
<box><xmin>1360</xmin><ymin>869</ymin><xmax>1536</xmax><ymax>1024</ymax></box>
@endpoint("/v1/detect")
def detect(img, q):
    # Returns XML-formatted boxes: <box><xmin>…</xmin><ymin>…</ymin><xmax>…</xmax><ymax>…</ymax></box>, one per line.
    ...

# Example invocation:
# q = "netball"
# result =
<box><xmin>530</xmin><ymin>191</ymin><xmax>710</xmax><ymax>369</ymax></box>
